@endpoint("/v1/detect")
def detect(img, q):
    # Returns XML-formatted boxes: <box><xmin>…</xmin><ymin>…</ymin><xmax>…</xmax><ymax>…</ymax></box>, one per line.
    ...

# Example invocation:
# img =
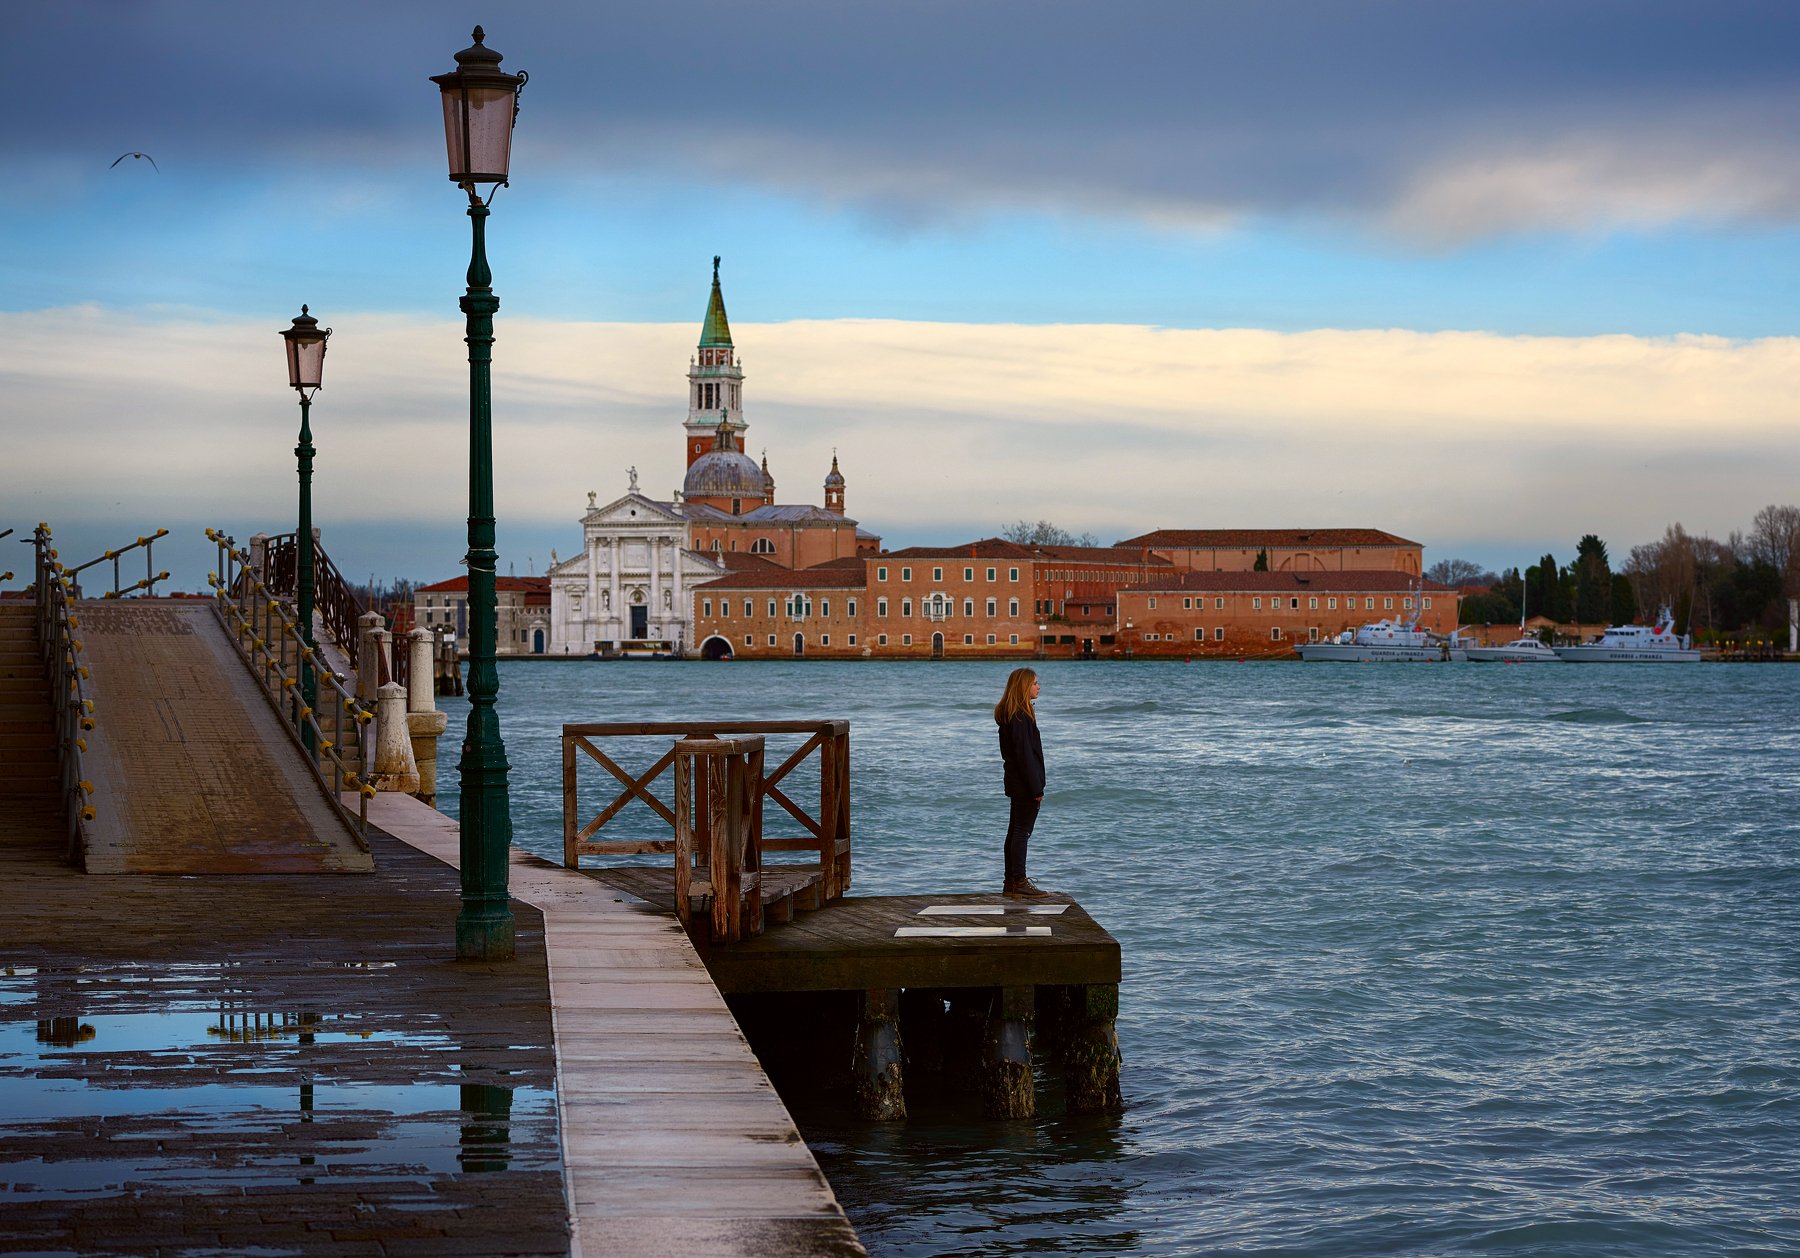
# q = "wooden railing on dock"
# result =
<box><xmin>673</xmin><ymin>736</ymin><xmax>764</xmax><ymax>943</ymax></box>
<box><xmin>561</xmin><ymin>719</ymin><xmax>852</xmax><ymax>901</ymax></box>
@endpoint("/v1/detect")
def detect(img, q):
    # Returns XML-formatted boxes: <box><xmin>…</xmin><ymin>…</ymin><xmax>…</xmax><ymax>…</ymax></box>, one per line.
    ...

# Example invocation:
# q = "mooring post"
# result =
<box><xmin>1064</xmin><ymin>983</ymin><xmax>1123</xmax><ymax>1115</ymax></box>
<box><xmin>981</xmin><ymin>985</ymin><xmax>1036</xmax><ymax>1119</ymax></box>
<box><xmin>853</xmin><ymin>988</ymin><xmax>906</xmax><ymax>1121</ymax></box>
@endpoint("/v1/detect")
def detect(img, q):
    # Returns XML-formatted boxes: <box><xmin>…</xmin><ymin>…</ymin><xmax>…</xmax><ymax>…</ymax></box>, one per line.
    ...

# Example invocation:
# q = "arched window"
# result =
<box><xmin>750</xmin><ymin>538</ymin><xmax>776</xmax><ymax>555</ymax></box>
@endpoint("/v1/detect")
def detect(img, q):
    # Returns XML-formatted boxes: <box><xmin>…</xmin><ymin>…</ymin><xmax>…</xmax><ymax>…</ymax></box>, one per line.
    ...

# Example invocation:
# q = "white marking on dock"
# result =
<box><xmin>894</xmin><ymin>925</ymin><xmax>1053</xmax><ymax>938</ymax></box>
<box><xmin>916</xmin><ymin>904</ymin><xmax>1069</xmax><ymax>916</ymax></box>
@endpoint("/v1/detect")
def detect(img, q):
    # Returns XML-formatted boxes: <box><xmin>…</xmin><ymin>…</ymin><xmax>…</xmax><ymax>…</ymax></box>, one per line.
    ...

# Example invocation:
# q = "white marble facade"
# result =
<box><xmin>547</xmin><ymin>476</ymin><xmax>724</xmax><ymax>655</ymax></box>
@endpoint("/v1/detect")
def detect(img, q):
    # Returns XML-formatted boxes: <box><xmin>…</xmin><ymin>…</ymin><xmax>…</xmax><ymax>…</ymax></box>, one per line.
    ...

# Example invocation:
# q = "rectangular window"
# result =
<box><xmin>1291</xmin><ymin>598</ymin><xmax>1300</xmax><ymax>609</ymax></box>
<box><xmin>1271</xmin><ymin>627</ymin><xmax>1282</xmax><ymax>640</ymax></box>
<box><xmin>1403</xmin><ymin>596</ymin><xmax>1414</xmax><ymax>609</ymax></box>
<box><xmin>878</xmin><ymin>634</ymin><xmax>888</xmax><ymax>646</ymax></box>
<box><xmin>965</xmin><ymin>567</ymin><xmax>974</xmax><ymax>581</ymax></box>
<box><xmin>1423</xmin><ymin>597</ymin><xmax>1432</xmax><ymax>609</ymax></box>
<box><xmin>1183</xmin><ymin>597</ymin><xmax>1192</xmax><ymax>609</ymax></box>
<box><xmin>848</xmin><ymin>634</ymin><xmax>857</xmax><ymax>646</ymax></box>
<box><xmin>964</xmin><ymin>634</ymin><xmax>974</xmax><ymax>645</ymax></box>
<box><xmin>767</xmin><ymin>635</ymin><xmax>776</xmax><ymax>646</ymax></box>
<box><xmin>1367</xmin><ymin>597</ymin><xmax>1376</xmax><ymax>610</ymax></box>
<box><xmin>768</xmin><ymin>600</ymin><xmax>777</xmax><ymax>617</ymax></box>
<box><xmin>1215</xmin><ymin>597</ymin><xmax>1225</xmax><ymax>609</ymax></box>
<box><xmin>1194</xmin><ymin>627</ymin><xmax>1205</xmax><ymax>641</ymax></box>
<box><xmin>1008</xmin><ymin>598</ymin><xmax>1019</xmax><ymax>617</ymax></box>
<box><xmin>743</xmin><ymin>600</ymin><xmax>752</xmax><ymax>617</ymax></box>
<box><xmin>987</xmin><ymin>567</ymin><xmax>997</xmax><ymax>582</ymax></box>
<box><xmin>933</xmin><ymin>567</ymin><xmax>943</xmax><ymax>582</ymax></box>
<box><xmin>901</xmin><ymin>567</ymin><xmax>912</xmax><ymax>582</ymax></box>
<box><xmin>902</xmin><ymin>633</ymin><xmax>912</xmax><ymax>645</ymax></box>
<box><xmin>902</xmin><ymin>598</ymin><xmax>912</xmax><ymax>617</ymax></box>
<box><xmin>821</xmin><ymin>634</ymin><xmax>830</xmax><ymax>646</ymax></box>
<box><xmin>1214</xmin><ymin>626</ymin><xmax>1225</xmax><ymax>640</ymax></box>
<box><xmin>878</xmin><ymin>598</ymin><xmax>889</xmax><ymax>617</ymax></box>
<box><xmin>1148</xmin><ymin>597</ymin><xmax>1158</xmax><ymax>609</ymax></box>
<box><xmin>745</xmin><ymin>634</ymin><xmax>753</xmax><ymax>646</ymax></box>
<box><xmin>1328</xmin><ymin>597</ymin><xmax>1337</xmax><ymax>609</ymax></box>
<box><xmin>703</xmin><ymin>599</ymin><xmax>713</xmax><ymax>617</ymax></box>
<box><xmin>877</xmin><ymin>566</ymin><xmax>888</xmax><ymax>581</ymax></box>
<box><xmin>1384</xmin><ymin>597</ymin><xmax>1394</xmax><ymax>609</ymax></box>
<box><xmin>848</xmin><ymin>599</ymin><xmax>857</xmax><ymax>617</ymax></box>
<box><xmin>821</xmin><ymin>598</ymin><xmax>830</xmax><ymax>617</ymax></box>
<box><xmin>1009</xmin><ymin>633</ymin><xmax>1019</xmax><ymax>644</ymax></box>
<box><xmin>1252</xmin><ymin>597</ymin><xmax>1262</xmax><ymax>609</ymax></box>
<box><xmin>1009</xmin><ymin>567</ymin><xmax>1019</xmax><ymax>582</ymax></box>
<box><xmin>964</xmin><ymin>598</ymin><xmax>974</xmax><ymax>617</ymax></box>
<box><xmin>986</xmin><ymin>598</ymin><xmax>997</xmax><ymax>617</ymax></box>
<box><xmin>1309</xmin><ymin>627</ymin><xmax>1319</xmax><ymax>641</ymax></box>
<box><xmin>1308</xmin><ymin>596</ymin><xmax>1318</xmax><ymax>609</ymax></box>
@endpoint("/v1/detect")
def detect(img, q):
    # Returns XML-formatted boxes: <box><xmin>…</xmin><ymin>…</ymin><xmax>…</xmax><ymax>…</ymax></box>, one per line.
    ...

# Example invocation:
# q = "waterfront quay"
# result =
<box><xmin>0</xmin><ymin>781</ymin><xmax>861</xmax><ymax>1255</ymax></box>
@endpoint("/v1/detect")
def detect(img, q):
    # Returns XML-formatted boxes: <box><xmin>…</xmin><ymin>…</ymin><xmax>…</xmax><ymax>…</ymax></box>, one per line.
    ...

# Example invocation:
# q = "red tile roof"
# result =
<box><xmin>695</xmin><ymin>567</ymin><xmax>868</xmax><ymax>591</ymax></box>
<box><xmin>417</xmin><ymin>575</ymin><xmax>551</xmax><ymax>594</ymax></box>
<box><xmin>1121</xmin><ymin>570</ymin><xmax>1458</xmax><ymax>594</ymax></box>
<box><xmin>1115</xmin><ymin>528</ymin><xmax>1420</xmax><ymax>549</ymax></box>
<box><xmin>1030</xmin><ymin>544</ymin><xmax>1170</xmax><ymax>565</ymax></box>
<box><xmin>879</xmin><ymin>538</ymin><xmax>1036</xmax><ymax>560</ymax></box>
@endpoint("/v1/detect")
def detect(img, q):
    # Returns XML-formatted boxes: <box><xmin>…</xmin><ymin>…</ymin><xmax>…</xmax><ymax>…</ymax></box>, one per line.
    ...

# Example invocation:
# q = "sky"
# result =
<box><xmin>6</xmin><ymin>1</ymin><xmax>1800</xmax><ymax>594</ymax></box>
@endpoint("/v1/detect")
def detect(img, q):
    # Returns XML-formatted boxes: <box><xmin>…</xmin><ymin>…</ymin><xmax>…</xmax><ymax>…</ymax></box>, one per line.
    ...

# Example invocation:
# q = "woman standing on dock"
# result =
<box><xmin>995</xmin><ymin>667</ymin><xmax>1051</xmax><ymax>899</ymax></box>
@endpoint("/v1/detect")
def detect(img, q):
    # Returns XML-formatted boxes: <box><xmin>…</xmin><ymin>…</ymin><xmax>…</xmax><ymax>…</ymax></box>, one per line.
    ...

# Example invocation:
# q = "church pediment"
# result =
<box><xmin>585</xmin><ymin>492</ymin><xmax>684</xmax><ymax>527</ymax></box>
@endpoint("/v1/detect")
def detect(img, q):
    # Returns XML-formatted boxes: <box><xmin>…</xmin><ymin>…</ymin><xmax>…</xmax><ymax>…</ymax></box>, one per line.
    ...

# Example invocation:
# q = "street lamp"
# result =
<box><xmin>280</xmin><ymin>305</ymin><xmax>330</xmax><ymax>754</ymax></box>
<box><xmin>431</xmin><ymin>26</ymin><xmax>527</xmax><ymax>962</ymax></box>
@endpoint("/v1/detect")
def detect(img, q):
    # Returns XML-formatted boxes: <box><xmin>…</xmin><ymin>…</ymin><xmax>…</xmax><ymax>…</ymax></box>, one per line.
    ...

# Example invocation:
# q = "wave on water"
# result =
<box><xmin>1543</xmin><ymin>706</ymin><xmax>1650</xmax><ymax>725</ymax></box>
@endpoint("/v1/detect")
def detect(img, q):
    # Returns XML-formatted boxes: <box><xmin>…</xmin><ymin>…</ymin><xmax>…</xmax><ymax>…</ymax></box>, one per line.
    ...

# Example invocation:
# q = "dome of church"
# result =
<box><xmin>684</xmin><ymin>448</ymin><xmax>766</xmax><ymax>499</ymax></box>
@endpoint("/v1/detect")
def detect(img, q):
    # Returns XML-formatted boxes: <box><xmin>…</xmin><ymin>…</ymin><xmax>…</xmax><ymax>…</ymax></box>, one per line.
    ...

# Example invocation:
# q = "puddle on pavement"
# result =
<box><xmin>0</xmin><ymin>970</ymin><xmax>559</xmax><ymax>1199</ymax></box>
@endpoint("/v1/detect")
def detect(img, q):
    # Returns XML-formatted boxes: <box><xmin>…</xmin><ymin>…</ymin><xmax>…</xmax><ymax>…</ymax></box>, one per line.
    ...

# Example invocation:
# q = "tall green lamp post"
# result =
<box><xmin>280</xmin><ymin>306</ymin><xmax>330</xmax><ymax>755</ymax></box>
<box><xmin>432</xmin><ymin>26</ymin><xmax>527</xmax><ymax>962</ymax></box>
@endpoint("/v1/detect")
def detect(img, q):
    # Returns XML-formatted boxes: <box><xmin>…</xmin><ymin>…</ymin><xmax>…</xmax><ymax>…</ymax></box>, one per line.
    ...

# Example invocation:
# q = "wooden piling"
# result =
<box><xmin>981</xmin><ymin>985</ymin><xmax>1036</xmax><ymax>1119</ymax></box>
<box><xmin>1064</xmin><ymin>983</ymin><xmax>1123</xmax><ymax>1115</ymax></box>
<box><xmin>853</xmin><ymin>988</ymin><xmax>906</xmax><ymax>1121</ymax></box>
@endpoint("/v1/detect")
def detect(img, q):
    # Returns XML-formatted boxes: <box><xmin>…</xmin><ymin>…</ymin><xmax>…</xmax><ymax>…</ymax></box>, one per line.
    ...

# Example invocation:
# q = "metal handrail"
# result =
<box><xmin>63</xmin><ymin>528</ymin><xmax>171</xmax><ymax>598</ymax></box>
<box><xmin>29</xmin><ymin>525</ymin><xmax>98</xmax><ymax>864</ymax></box>
<box><xmin>259</xmin><ymin>531</ymin><xmax>365</xmax><ymax>671</ymax></box>
<box><xmin>206</xmin><ymin>528</ymin><xmax>372</xmax><ymax>838</ymax></box>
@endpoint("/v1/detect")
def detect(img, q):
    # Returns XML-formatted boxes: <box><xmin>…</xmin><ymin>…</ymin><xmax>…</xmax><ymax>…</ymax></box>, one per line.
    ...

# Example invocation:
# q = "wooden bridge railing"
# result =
<box><xmin>561</xmin><ymin>719</ymin><xmax>852</xmax><ymax>900</ymax></box>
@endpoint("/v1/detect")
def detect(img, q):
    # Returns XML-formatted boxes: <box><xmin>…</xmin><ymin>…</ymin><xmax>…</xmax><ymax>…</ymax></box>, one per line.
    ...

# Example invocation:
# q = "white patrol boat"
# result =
<box><xmin>1553</xmin><ymin>608</ymin><xmax>1700</xmax><ymax>663</ymax></box>
<box><xmin>1464</xmin><ymin>635</ymin><xmax>1563</xmax><ymax>663</ymax></box>
<box><xmin>1295</xmin><ymin>617</ymin><xmax>1467</xmax><ymax>663</ymax></box>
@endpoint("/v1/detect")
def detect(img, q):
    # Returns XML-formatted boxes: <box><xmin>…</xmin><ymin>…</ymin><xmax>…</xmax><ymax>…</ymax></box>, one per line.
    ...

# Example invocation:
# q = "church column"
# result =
<box><xmin>650</xmin><ymin>538</ymin><xmax>664</xmax><ymax>633</ymax></box>
<box><xmin>609</xmin><ymin>537</ymin><xmax>622</xmax><ymax>637</ymax></box>
<box><xmin>670</xmin><ymin>534</ymin><xmax>685</xmax><ymax>647</ymax></box>
<box><xmin>586</xmin><ymin>534</ymin><xmax>599</xmax><ymax>642</ymax></box>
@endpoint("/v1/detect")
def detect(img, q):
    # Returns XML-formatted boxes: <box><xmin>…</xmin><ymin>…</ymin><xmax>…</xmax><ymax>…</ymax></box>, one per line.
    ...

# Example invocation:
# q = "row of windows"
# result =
<box><xmin>1135</xmin><ymin>627</ymin><xmax>1312</xmax><ymax>643</ymax></box>
<box><xmin>701</xmin><ymin>597</ymin><xmax>860</xmax><ymax>619</ymax></box>
<box><xmin>1142</xmin><ymin>595</ymin><xmax>1432</xmax><ymax>611</ymax></box>
<box><xmin>740</xmin><ymin>632</ymin><xmax>1026</xmax><ymax>649</ymax></box>
<box><xmin>874</xmin><ymin>565</ymin><xmax>1021</xmax><ymax>584</ymax></box>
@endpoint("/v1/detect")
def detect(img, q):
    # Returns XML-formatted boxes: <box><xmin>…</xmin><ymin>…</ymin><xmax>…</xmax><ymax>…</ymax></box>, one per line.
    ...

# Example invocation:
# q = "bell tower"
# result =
<box><xmin>824</xmin><ymin>452</ymin><xmax>845</xmax><ymax>514</ymax></box>
<box><xmin>684</xmin><ymin>256</ymin><xmax>747</xmax><ymax>468</ymax></box>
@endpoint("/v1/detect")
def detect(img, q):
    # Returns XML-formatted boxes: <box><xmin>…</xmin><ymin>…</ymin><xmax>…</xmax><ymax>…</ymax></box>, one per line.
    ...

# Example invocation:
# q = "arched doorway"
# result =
<box><xmin>531</xmin><ymin>628</ymin><xmax>545</xmax><ymax>654</ymax></box>
<box><xmin>699</xmin><ymin>635</ymin><xmax>734</xmax><ymax>661</ymax></box>
<box><xmin>931</xmin><ymin>632</ymin><xmax>945</xmax><ymax>659</ymax></box>
<box><xmin>629</xmin><ymin>590</ymin><xmax>648</xmax><ymax>639</ymax></box>
<box><xmin>793</xmin><ymin>633</ymin><xmax>805</xmax><ymax>657</ymax></box>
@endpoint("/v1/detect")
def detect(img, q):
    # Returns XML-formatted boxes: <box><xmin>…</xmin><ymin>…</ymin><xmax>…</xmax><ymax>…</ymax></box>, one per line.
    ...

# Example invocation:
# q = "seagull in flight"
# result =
<box><xmin>110</xmin><ymin>151</ymin><xmax>159</xmax><ymax>172</ymax></box>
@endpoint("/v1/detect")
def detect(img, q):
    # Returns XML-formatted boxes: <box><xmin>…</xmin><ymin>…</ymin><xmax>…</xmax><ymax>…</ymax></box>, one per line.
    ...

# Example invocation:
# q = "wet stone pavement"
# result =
<box><xmin>0</xmin><ymin>824</ymin><xmax>569</xmax><ymax>1257</ymax></box>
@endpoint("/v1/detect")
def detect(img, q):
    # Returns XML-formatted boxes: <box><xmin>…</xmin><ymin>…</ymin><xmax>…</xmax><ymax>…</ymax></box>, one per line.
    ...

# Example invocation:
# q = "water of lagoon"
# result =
<box><xmin>441</xmin><ymin>658</ymin><xmax>1800</xmax><ymax>1256</ymax></box>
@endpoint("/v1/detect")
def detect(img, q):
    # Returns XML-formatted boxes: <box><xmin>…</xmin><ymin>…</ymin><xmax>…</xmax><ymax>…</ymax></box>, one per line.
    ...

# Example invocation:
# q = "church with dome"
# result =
<box><xmin>545</xmin><ymin>259</ymin><xmax>875</xmax><ymax>655</ymax></box>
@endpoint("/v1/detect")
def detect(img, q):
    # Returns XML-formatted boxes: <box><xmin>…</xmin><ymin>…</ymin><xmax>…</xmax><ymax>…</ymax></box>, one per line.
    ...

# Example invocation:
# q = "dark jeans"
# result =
<box><xmin>1004</xmin><ymin>794</ymin><xmax>1040</xmax><ymax>884</ymax></box>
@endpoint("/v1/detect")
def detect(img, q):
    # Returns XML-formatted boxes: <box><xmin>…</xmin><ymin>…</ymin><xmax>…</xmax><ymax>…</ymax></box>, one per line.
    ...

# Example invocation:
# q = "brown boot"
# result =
<box><xmin>1005</xmin><ymin>878</ymin><xmax>1052</xmax><ymax>899</ymax></box>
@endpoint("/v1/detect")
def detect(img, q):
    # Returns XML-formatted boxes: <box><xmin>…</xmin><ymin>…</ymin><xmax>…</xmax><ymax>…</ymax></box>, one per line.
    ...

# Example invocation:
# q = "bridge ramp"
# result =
<box><xmin>77</xmin><ymin>600</ymin><xmax>372</xmax><ymax>874</ymax></box>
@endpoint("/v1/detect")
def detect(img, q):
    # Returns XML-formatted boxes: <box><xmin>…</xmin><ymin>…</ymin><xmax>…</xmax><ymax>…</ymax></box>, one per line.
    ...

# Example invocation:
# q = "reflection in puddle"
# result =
<box><xmin>0</xmin><ymin>972</ymin><xmax>558</xmax><ymax>1201</ymax></box>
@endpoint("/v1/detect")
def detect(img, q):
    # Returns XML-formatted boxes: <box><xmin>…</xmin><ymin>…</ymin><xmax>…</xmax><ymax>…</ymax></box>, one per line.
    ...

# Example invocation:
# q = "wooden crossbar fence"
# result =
<box><xmin>561</xmin><ymin>720</ymin><xmax>851</xmax><ymax>900</ymax></box>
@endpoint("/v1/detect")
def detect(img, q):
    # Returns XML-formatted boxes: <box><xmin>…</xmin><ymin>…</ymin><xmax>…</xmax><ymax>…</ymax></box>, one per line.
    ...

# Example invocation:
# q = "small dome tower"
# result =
<box><xmin>823</xmin><ymin>451</ymin><xmax>845</xmax><ymax>515</ymax></box>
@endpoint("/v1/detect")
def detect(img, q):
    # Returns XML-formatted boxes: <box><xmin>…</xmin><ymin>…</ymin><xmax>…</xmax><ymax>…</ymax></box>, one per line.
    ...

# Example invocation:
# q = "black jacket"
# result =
<box><xmin>997</xmin><ymin>711</ymin><xmax>1045</xmax><ymax>799</ymax></box>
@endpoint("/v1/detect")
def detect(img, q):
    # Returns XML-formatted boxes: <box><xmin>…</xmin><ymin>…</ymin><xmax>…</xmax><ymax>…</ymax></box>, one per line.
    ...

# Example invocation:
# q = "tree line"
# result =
<box><xmin>1432</xmin><ymin>504</ymin><xmax>1800</xmax><ymax>640</ymax></box>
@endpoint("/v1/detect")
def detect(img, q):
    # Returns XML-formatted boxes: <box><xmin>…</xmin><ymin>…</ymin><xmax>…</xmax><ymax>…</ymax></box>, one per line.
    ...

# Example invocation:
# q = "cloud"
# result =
<box><xmin>4</xmin><ymin>305</ymin><xmax>1797</xmax><ymax>591</ymax></box>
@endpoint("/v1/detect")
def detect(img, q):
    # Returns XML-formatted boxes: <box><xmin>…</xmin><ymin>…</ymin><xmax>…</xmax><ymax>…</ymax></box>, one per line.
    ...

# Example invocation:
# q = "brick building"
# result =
<box><xmin>863</xmin><ymin>543</ymin><xmax>1040</xmax><ymax>658</ymax></box>
<box><xmin>1114</xmin><ymin>570</ymin><xmax>1460</xmax><ymax>658</ymax></box>
<box><xmin>692</xmin><ymin>560</ymin><xmax>869</xmax><ymax>660</ymax></box>
<box><xmin>1030</xmin><ymin>544</ymin><xmax>1172</xmax><ymax>657</ymax></box>
<box><xmin>415</xmin><ymin>575</ymin><xmax>551</xmax><ymax>656</ymax></box>
<box><xmin>1116</xmin><ymin>528</ymin><xmax>1423</xmax><ymax>576</ymax></box>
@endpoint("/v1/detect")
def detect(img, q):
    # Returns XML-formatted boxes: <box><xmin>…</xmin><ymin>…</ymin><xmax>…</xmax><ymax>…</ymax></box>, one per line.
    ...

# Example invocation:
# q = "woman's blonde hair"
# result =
<box><xmin>993</xmin><ymin>667</ymin><xmax>1038</xmax><ymax>724</ymax></box>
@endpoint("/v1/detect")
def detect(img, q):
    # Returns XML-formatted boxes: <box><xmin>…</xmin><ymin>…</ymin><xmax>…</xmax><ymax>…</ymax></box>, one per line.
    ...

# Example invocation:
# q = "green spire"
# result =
<box><xmin>700</xmin><ymin>254</ymin><xmax>732</xmax><ymax>347</ymax></box>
